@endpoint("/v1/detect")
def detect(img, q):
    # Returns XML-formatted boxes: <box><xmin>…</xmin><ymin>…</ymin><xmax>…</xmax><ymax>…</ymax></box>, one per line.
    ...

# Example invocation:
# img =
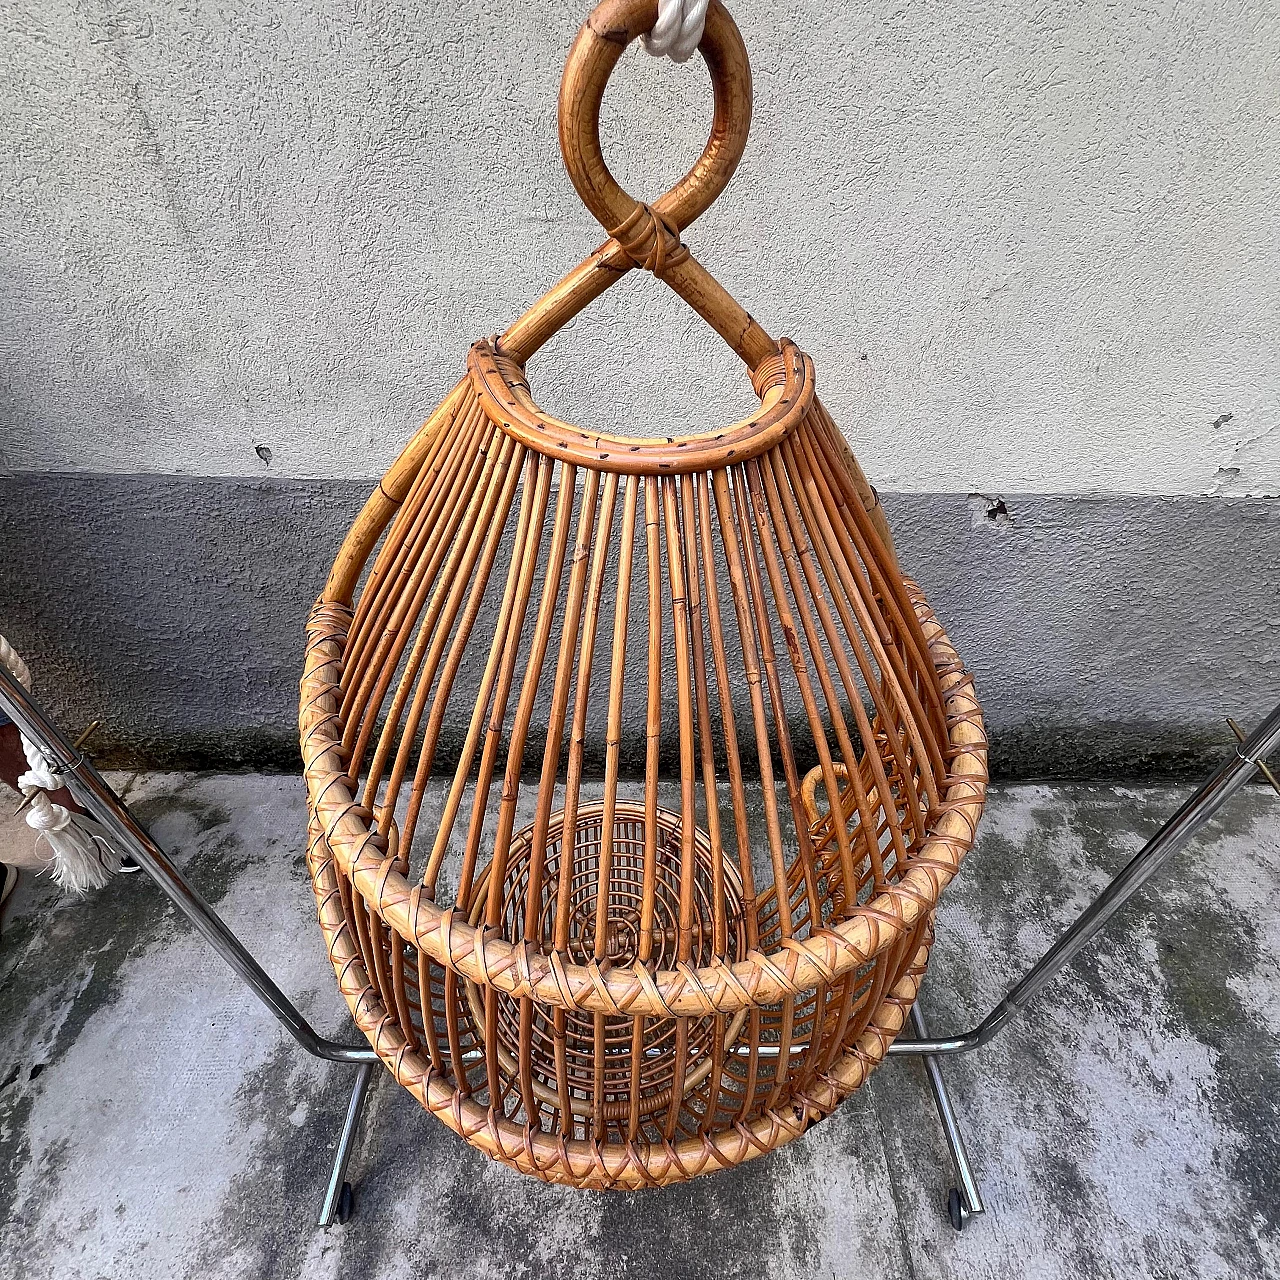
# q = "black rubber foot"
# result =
<box><xmin>336</xmin><ymin>1181</ymin><xmax>355</xmax><ymax>1225</ymax></box>
<box><xmin>947</xmin><ymin>1186</ymin><xmax>965</xmax><ymax>1232</ymax></box>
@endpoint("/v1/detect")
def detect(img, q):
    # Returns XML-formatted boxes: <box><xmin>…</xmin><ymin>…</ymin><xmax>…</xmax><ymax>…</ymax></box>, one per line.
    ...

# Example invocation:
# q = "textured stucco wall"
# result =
<box><xmin>3</xmin><ymin>0</ymin><xmax>1278</xmax><ymax>495</ymax></box>
<box><xmin>2</xmin><ymin>1</ymin><xmax>1277</xmax><ymax>771</ymax></box>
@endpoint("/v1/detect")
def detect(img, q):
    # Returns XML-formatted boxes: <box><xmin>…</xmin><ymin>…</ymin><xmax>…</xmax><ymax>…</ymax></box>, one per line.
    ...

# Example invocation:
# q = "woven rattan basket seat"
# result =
<box><xmin>300</xmin><ymin>0</ymin><xmax>988</xmax><ymax>1189</ymax></box>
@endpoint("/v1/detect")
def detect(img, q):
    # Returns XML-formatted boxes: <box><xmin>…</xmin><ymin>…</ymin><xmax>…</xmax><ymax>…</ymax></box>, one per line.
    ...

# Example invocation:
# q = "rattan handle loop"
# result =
<box><xmin>558</xmin><ymin>0</ymin><xmax>752</xmax><ymax>246</ymax></box>
<box><xmin>799</xmin><ymin>765</ymin><xmax>829</xmax><ymax>832</ymax></box>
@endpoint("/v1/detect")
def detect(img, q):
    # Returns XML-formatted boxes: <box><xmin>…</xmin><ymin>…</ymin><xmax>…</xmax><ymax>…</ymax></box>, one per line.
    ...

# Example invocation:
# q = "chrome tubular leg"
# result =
<box><xmin>0</xmin><ymin>665</ymin><xmax>375</xmax><ymax>1064</ymax></box>
<box><xmin>0</xmin><ymin>665</ymin><xmax>381</xmax><ymax>1229</ymax></box>
<box><xmin>318</xmin><ymin>1061</ymin><xmax>377</xmax><ymax>1227</ymax></box>
<box><xmin>911</xmin><ymin>1004</ymin><xmax>985</xmax><ymax>1231</ymax></box>
<box><xmin>890</xmin><ymin>699</ymin><xmax>1280</xmax><ymax>1059</ymax></box>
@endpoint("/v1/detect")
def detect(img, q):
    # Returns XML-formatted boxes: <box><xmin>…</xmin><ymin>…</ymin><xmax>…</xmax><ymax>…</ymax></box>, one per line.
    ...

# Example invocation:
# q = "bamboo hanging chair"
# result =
<box><xmin>300</xmin><ymin>0</ymin><xmax>988</xmax><ymax>1190</ymax></box>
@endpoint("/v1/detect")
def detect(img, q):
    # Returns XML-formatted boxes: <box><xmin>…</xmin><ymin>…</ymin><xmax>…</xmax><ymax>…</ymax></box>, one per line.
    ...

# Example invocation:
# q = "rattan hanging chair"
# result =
<box><xmin>300</xmin><ymin>0</ymin><xmax>988</xmax><ymax>1190</ymax></box>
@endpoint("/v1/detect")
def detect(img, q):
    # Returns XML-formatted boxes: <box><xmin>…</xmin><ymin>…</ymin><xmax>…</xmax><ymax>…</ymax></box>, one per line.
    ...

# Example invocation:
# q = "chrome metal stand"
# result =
<box><xmin>319</xmin><ymin>1062</ymin><xmax>377</xmax><ymax>1227</ymax></box>
<box><xmin>4</xmin><ymin>661</ymin><xmax>1277</xmax><ymax>1232</ymax></box>
<box><xmin>908</xmin><ymin>1004</ymin><xmax>985</xmax><ymax>1230</ymax></box>
<box><xmin>891</xmin><ymin>699</ymin><xmax>1280</xmax><ymax>1229</ymax></box>
<box><xmin>0</xmin><ymin>666</ymin><xmax>378</xmax><ymax>1227</ymax></box>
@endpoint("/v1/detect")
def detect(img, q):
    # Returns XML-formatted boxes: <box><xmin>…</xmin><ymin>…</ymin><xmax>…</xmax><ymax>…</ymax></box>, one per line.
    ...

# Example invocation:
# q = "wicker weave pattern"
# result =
<box><xmin>299</xmin><ymin>0</ymin><xmax>989</xmax><ymax>1188</ymax></box>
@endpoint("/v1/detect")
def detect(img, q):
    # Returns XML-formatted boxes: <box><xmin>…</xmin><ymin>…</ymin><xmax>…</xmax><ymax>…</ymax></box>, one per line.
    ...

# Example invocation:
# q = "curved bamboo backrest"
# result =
<box><xmin>300</xmin><ymin>0</ymin><xmax>988</xmax><ymax>1189</ymax></box>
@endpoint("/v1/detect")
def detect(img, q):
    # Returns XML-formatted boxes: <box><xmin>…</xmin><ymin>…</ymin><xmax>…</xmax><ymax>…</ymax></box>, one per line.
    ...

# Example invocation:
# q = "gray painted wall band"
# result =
<box><xmin>0</xmin><ymin>474</ymin><xmax>1274</xmax><ymax>776</ymax></box>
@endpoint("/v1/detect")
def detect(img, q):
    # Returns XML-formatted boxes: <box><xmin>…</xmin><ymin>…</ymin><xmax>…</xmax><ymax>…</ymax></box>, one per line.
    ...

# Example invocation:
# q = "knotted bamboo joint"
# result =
<box><xmin>609</xmin><ymin>202</ymin><xmax>690</xmax><ymax>275</ymax></box>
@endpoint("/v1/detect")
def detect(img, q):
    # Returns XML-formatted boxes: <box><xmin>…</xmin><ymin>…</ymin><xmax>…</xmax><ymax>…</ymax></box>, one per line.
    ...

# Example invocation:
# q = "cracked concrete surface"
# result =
<box><xmin>1</xmin><ymin>774</ymin><xmax>1278</xmax><ymax>1279</ymax></box>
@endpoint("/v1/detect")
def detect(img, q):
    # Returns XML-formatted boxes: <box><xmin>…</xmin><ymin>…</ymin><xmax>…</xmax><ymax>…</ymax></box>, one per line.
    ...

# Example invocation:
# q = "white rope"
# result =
<box><xmin>0</xmin><ymin>636</ymin><xmax>31</xmax><ymax>692</ymax></box>
<box><xmin>0</xmin><ymin>634</ymin><xmax>121</xmax><ymax>893</ymax></box>
<box><xmin>643</xmin><ymin>0</ymin><xmax>709</xmax><ymax>63</ymax></box>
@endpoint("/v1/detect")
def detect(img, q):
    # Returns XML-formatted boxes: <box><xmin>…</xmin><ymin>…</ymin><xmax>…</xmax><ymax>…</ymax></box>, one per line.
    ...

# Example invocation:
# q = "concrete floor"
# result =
<box><xmin>1</xmin><ymin>773</ymin><xmax>1277</xmax><ymax>1280</ymax></box>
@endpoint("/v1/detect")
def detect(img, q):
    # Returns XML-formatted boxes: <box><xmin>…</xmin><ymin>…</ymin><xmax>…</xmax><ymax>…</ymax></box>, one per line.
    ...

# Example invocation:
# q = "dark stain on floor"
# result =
<box><xmin>0</xmin><ymin>784</ymin><xmax>250</xmax><ymax>1255</ymax></box>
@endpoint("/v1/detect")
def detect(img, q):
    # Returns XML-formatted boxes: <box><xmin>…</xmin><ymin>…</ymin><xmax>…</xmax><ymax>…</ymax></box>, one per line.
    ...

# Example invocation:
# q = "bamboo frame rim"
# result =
<box><xmin>300</xmin><ymin>584</ymin><xmax>987</xmax><ymax>1019</ymax></box>
<box><xmin>299</xmin><ymin>0</ymin><xmax>989</xmax><ymax>1183</ymax></box>
<box><xmin>306</xmin><ymin>804</ymin><xmax>936</xmax><ymax>1188</ymax></box>
<box><xmin>469</xmin><ymin>337</ymin><xmax>813</xmax><ymax>475</ymax></box>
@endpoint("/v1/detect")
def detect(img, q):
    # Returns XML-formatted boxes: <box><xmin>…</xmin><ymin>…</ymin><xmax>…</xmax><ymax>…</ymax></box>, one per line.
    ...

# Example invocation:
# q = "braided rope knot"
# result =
<box><xmin>0</xmin><ymin>633</ymin><xmax>122</xmax><ymax>891</ymax></box>
<box><xmin>643</xmin><ymin>0</ymin><xmax>710</xmax><ymax>64</ymax></box>
<box><xmin>609</xmin><ymin>203</ymin><xmax>690</xmax><ymax>276</ymax></box>
<box><xmin>24</xmin><ymin>789</ymin><xmax>73</xmax><ymax>834</ymax></box>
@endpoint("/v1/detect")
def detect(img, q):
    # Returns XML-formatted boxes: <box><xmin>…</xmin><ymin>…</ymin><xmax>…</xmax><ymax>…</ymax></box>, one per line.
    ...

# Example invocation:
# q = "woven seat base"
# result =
<box><xmin>302</xmin><ymin>588</ymin><xmax>980</xmax><ymax>1189</ymax></box>
<box><xmin>462</xmin><ymin>802</ymin><xmax>751</xmax><ymax>1125</ymax></box>
<box><xmin>307</xmin><ymin>805</ymin><xmax>934</xmax><ymax>1187</ymax></box>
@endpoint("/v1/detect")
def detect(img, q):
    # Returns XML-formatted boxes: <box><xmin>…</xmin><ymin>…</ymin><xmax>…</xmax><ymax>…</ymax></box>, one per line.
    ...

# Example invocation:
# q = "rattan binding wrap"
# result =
<box><xmin>300</xmin><ymin>0</ymin><xmax>989</xmax><ymax>1189</ymax></box>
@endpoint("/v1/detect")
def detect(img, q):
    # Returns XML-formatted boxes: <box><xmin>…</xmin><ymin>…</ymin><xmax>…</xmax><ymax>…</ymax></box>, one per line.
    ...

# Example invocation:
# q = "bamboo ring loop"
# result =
<box><xmin>307</xmin><ymin>793</ymin><xmax>938</xmax><ymax>1187</ymax></box>
<box><xmin>300</xmin><ymin>589</ymin><xmax>988</xmax><ymax>1017</ymax></box>
<box><xmin>558</xmin><ymin>0</ymin><xmax>752</xmax><ymax>246</ymax></box>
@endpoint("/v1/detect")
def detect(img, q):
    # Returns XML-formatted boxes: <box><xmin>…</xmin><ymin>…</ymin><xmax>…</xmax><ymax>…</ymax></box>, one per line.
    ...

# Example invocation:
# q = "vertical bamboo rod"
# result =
<box><xmin>780</xmin><ymin>434</ymin><xmax>931</xmax><ymax>846</ymax></box>
<box><xmin>362</xmin><ymin>431</ymin><xmax>516</xmax><ymax>820</ymax></box>
<box><xmin>506</xmin><ymin>466</ymin><xmax>588</xmax><ymax>944</ymax></box>
<box><xmin>341</xmin><ymin>380</ymin><xmax>472</xmax><ymax>641</ymax></box>
<box><xmin>762</xmin><ymin>453</ymin><xmax>896</xmax><ymax>890</ymax></box>
<box><xmin>680</xmin><ymin>471</ymin><xmax>727</xmax><ymax>957</ymax></box>
<box><xmin>562</xmin><ymin>471</ymin><xmax>620</xmax><ymax>945</ymax></box>
<box><xmin>660</xmin><ymin>476</ymin><xmax>698</xmax><ymax>1141</ymax></box>
<box><xmin>380</xmin><ymin>439</ymin><xmax>526</xmax><ymax>857</ymax></box>
<box><xmin>795</xmin><ymin>424</ymin><xmax>946</xmax><ymax>807</ymax></box>
<box><xmin>640</xmin><ymin>475</ymin><xmax>663</xmax><ymax>960</ymax></box>
<box><xmin>810</xmin><ymin>405</ymin><xmax>948</xmax><ymax>750</ymax></box>
<box><xmin>413</xmin><ymin>444</ymin><xmax>538</xmax><ymax>893</ymax></box>
<box><xmin>695</xmin><ymin>472</ymin><xmax>757</xmax><ymax>941</ymax></box>
<box><xmin>660</xmin><ymin>478</ymin><xmax>698</xmax><ymax>966</ymax></box>
<box><xmin>341</xmin><ymin>411</ymin><xmax>492</xmax><ymax>771</ymax></box>
<box><xmin>475</xmin><ymin>459</ymin><xmax>576</xmax><ymax>1119</ymax></box>
<box><xmin>429</xmin><ymin>456</ymin><xmax>550</xmax><ymax>904</ymax></box>
<box><xmin>488</xmin><ymin>466</ymin><xmax>581</xmax><ymax>926</ymax></box>
<box><xmin>342</xmin><ymin>399</ymin><xmax>486</xmax><ymax>719</ymax></box>
<box><xmin>731</xmin><ymin>464</ymin><xmax>823</xmax><ymax>932</ymax></box>
<box><xmin>605</xmin><ymin>476</ymin><xmax>641</xmax><ymax>1140</ymax></box>
<box><xmin>752</xmin><ymin>455</ymin><xmax>865</xmax><ymax>906</ymax></box>
<box><xmin>710</xmin><ymin>468</ymin><xmax>792</xmax><ymax>940</ymax></box>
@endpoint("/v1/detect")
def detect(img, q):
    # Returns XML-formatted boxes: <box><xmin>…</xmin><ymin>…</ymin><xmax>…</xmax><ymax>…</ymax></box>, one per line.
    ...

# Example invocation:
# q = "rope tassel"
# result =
<box><xmin>2</xmin><ymin>634</ymin><xmax>123</xmax><ymax>894</ymax></box>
